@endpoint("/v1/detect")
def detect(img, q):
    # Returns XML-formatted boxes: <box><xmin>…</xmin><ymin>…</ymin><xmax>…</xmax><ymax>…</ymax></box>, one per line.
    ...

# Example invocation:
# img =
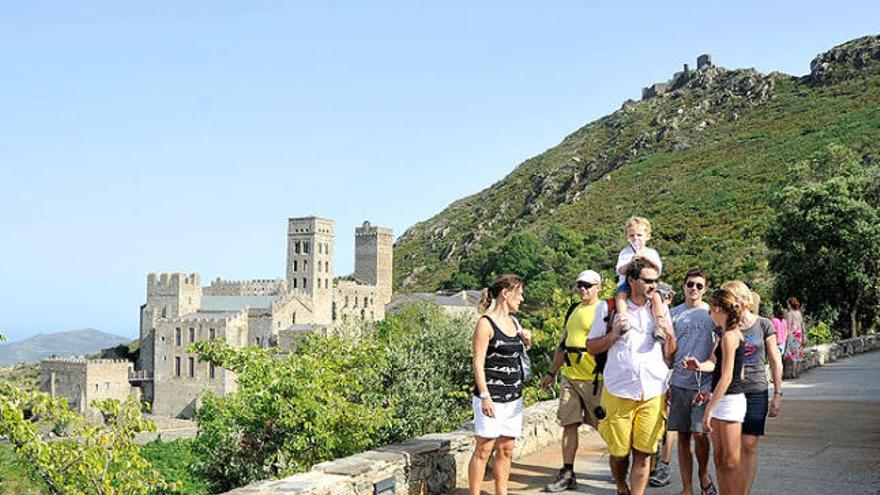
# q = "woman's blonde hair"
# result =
<box><xmin>477</xmin><ymin>274</ymin><xmax>525</xmax><ymax>312</ymax></box>
<box><xmin>721</xmin><ymin>280</ymin><xmax>758</xmax><ymax>313</ymax></box>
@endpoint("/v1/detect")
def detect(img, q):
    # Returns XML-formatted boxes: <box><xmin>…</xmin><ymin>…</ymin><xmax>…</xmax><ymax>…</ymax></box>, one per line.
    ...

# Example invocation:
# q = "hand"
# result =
<box><xmin>769</xmin><ymin>394</ymin><xmax>782</xmax><ymax>417</ymax></box>
<box><xmin>682</xmin><ymin>356</ymin><xmax>701</xmax><ymax>371</ymax></box>
<box><xmin>481</xmin><ymin>397</ymin><xmax>496</xmax><ymax>418</ymax></box>
<box><xmin>518</xmin><ymin>328</ymin><xmax>533</xmax><ymax>348</ymax></box>
<box><xmin>540</xmin><ymin>373</ymin><xmax>555</xmax><ymax>390</ymax></box>
<box><xmin>702</xmin><ymin>411</ymin><xmax>713</xmax><ymax>434</ymax></box>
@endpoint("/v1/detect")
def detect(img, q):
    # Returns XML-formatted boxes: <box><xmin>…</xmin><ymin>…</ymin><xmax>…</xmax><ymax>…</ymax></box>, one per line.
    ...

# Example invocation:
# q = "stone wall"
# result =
<box><xmin>785</xmin><ymin>333</ymin><xmax>880</xmax><ymax>378</ymax></box>
<box><xmin>222</xmin><ymin>400</ymin><xmax>567</xmax><ymax>495</ymax></box>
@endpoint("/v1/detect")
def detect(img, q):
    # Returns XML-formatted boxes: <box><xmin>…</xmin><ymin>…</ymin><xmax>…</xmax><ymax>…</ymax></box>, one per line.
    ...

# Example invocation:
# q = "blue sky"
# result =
<box><xmin>1</xmin><ymin>1</ymin><xmax>877</xmax><ymax>341</ymax></box>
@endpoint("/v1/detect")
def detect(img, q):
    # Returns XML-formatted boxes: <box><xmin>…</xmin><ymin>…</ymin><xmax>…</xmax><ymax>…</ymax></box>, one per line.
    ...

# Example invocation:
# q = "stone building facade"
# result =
<box><xmin>137</xmin><ymin>217</ymin><xmax>392</xmax><ymax>418</ymax></box>
<box><xmin>41</xmin><ymin>358</ymin><xmax>136</xmax><ymax>418</ymax></box>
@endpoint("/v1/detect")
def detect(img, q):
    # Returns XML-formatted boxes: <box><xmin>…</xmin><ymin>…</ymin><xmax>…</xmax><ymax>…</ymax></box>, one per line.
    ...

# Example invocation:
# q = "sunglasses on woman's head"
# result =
<box><xmin>686</xmin><ymin>281</ymin><xmax>705</xmax><ymax>290</ymax></box>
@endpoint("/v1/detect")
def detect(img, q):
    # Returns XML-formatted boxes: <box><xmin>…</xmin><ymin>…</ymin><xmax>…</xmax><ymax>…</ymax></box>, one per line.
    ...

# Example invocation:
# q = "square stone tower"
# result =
<box><xmin>354</xmin><ymin>221</ymin><xmax>393</xmax><ymax>307</ymax></box>
<box><xmin>287</xmin><ymin>217</ymin><xmax>334</xmax><ymax>324</ymax></box>
<box><xmin>140</xmin><ymin>273</ymin><xmax>201</xmax><ymax>376</ymax></box>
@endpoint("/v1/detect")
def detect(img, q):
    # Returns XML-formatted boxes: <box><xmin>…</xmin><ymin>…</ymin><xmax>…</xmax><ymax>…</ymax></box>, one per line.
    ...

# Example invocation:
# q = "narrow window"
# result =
<box><xmin>303</xmin><ymin>278</ymin><xmax>307</xmax><ymax>289</ymax></box>
<box><xmin>303</xmin><ymin>260</ymin><xmax>308</xmax><ymax>270</ymax></box>
<box><xmin>189</xmin><ymin>327</ymin><xmax>195</xmax><ymax>343</ymax></box>
<box><xmin>293</xmin><ymin>260</ymin><xmax>298</xmax><ymax>272</ymax></box>
<box><xmin>303</xmin><ymin>241</ymin><xmax>309</xmax><ymax>254</ymax></box>
<box><xmin>175</xmin><ymin>328</ymin><xmax>181</xmax><ymax>346</ymax></box>
<box><xmin>294</xmin><ymin>241</ymin><xmax>301</xmax><ymax>254</ymax></box>
<box><xmin>364</xmin><ymin>297</ymin><xmax>368</xmax><ymax>307</ymax></box>
<box><xmin>188</xmin><ymin>357</ymin><xmax>195</xmax><ymax>377</ymax></box>
<box><xmin>105</xmin><ymin>382</ymin><xmax>110</xmax><ymax>391</ymax></box>
<box><xmin>209</xmin><ymin>328</ymin><xmax>216</xmax><ymax>339</ymax></box>
<box><xmin>175</xmin><ymin>357</ymin><xmax>181</xmax><ymax>377</ymax></box>
<box><xmin>209</xmin><ymin>363</ymin><xmax>216</xmax><ymax>379</ymax></box>
<box><xmin>293</xmin><ymin>278</ymin><xmax>298</xmax><ymax>288</ymax></box>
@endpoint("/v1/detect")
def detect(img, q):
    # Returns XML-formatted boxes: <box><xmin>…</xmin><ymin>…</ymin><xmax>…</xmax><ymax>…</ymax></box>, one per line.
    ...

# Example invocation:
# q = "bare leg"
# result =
<box><xmin>492</xmin><ymin>436</ymin><xmax>516</xmax><ymax>495</ymax></box>
<box><xmin>630</xmin><ymin>450</ymin><xmax>652</xmax><ymax>495</ymax></box>
<box><xmin>711</xmin><ymin>419</ymin><xmax>743</xmax><ymax>495</ymax></box>
<box><xmin>610</xmin><ymin>455</ymin><xmax>631</xmax><ymax>494</ymax></box>
<box><xmin>663</xmin><ymin>431</ymin><xmax>676</xmax><ymax>462</ymax></box>
<box><xmin>562</xmin><ymin>424</ymin><xmax>579</xmax><ymax>464</ymax></box>
<box><xmin>677</xmin><ymin>432</ymin><xmax>695</xmax><ymax>495</ymax></box>
<box><xmin>694</xmin><ymin>432</ymin><xmax>712</xmax><ymax>489</ymax></box>
<box><xmin>468</xmin><ymin>436</ymin><xmax>495</xmax><ymax>495</ymax></box>
<box><xmin>741</xmin><ymin>434</ymin><xmax>760</xmax><ymax>494</ymax></box>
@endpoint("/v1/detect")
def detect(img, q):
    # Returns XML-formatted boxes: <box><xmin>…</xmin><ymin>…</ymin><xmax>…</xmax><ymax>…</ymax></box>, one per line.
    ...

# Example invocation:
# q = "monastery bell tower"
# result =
<box><xmin>286</xmin><ymin>217</ymin><xmax>334</xmax><ymax>324</ymax></box>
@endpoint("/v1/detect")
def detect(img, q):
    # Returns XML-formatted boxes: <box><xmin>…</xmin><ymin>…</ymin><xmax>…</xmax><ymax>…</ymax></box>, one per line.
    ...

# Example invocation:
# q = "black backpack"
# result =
<box><xmin>560</xmin><ymin>298</ymin><xmax>616</xmax><ymax>393</ymax></box>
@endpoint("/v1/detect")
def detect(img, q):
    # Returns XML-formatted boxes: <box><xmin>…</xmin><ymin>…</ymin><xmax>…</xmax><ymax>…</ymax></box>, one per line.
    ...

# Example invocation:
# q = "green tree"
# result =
<box><xmin>0</xmin><ymin>384</ymin><xmax>175</xmax><ymax>495</ymax></box>
<box><xmin>188</xmin><ymin>336</ymin><xmax>392</xmax><ymax>492</ymax></box>
<box><xmin>373</xmin><ymin>303</ymin><xmax>473</xmax><ymax>441</ymax></box>
<box><xmin>766</xmin><ymin>144</ymin><xmax>880</xmax><ymax>336</ymax></box>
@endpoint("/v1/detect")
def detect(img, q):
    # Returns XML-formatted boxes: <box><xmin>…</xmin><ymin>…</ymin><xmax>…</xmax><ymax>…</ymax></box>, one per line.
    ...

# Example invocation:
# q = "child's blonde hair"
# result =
<box><xmin>624</xmin><ymin>216</ymin><xmax>652</xmax><ymax>237</ymax></box>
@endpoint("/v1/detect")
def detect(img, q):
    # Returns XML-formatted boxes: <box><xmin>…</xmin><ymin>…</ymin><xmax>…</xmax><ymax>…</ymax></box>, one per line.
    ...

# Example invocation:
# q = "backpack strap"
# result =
<box><xmin>593</xmin><ymin>298</ymin><xmax>617</xmax><ymax>394</ymax></box>
<box><xmin>560</xmin><ymin>302</ymin><xmax>582</xmax><ymax>367</ymax></box>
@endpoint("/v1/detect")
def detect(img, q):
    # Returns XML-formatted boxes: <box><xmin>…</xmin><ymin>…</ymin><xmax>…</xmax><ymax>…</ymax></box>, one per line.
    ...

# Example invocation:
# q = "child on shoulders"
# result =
<box><xmin>615</xmin><ymin>216</ymin><xmax>669</xmax><ymax>339</ymax></box>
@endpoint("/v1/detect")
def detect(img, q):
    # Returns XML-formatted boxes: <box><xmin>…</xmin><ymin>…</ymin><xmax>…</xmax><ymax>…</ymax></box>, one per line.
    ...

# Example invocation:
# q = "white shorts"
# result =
<box><xmin>472</xmin><ymin>396</ymin><xmax>524</xmax><ymax>439</ymax></box>
<box><xmin>710</xmin><ymin>393</ymin><xmax>746</xmax><ymax>422</ymax></box>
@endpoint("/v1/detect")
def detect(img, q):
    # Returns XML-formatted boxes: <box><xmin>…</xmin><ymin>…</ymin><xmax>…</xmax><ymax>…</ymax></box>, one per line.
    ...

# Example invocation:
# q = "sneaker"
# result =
<box><xmin>648</xmin><ymin>461</ymin><xmax>671</xmax><ymax>487</ymax></box>
<box><xmin>545</xmin><ymin>468</ymin><xmax>577</xmax><ymax>492</ymax></box>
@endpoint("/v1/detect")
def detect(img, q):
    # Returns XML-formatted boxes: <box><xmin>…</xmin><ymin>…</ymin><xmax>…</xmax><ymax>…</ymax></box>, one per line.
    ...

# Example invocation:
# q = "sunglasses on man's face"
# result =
<box><xmin>576</xmin><ymin>282</ymin><xmax>597</xmax><ymax>290</ymax></box>
<box><xmin>686</xmin><ymin>281</ymin><xmax>705</xmax><ymax>290</ymax></box>
<box><xmin>639</xmin><ymin>277</ymin><xmax>659</xmax><ymax>285</ymax></box>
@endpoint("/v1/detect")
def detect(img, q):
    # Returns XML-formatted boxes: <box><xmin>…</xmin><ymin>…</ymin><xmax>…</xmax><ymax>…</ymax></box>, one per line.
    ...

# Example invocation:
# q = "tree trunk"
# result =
<box><xmin>850</xmin><ymin>306</ymin><xmax>859</xmax><ymax>338</ymax></box>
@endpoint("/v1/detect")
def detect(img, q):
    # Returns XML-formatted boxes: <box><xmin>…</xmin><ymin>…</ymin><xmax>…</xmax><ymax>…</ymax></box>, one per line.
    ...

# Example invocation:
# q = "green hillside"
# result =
<box><xmin>393</xmin><ymin>35</ymin><xmax>880</xmax><ymax>297</ymax></box>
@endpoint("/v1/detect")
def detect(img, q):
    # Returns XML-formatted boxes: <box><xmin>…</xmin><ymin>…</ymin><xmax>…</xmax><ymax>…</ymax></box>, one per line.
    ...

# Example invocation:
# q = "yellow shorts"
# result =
<box><xmin>598</xmin><ymin>391</ymin><xmax>667</xmax><ymax>458</ymax></box>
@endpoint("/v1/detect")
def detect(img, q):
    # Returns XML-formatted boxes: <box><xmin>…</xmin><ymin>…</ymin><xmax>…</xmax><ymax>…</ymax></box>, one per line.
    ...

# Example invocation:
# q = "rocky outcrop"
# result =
<box><xmin>809</xmin><ymin>35</ymin><xmax>880</xmax><ymax>85</ymax></box>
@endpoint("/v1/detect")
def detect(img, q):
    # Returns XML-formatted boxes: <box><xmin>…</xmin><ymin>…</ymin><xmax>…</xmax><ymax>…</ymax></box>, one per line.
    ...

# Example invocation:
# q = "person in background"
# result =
<box><xmin>784</xmin><ymin>297</ymin><xmax>805</xmax><ymax>374</ymax></box>
<box><xmin>770</xmin><ymin>303</ymin><xmax>788</xmax><ymax>357</ymax></box>
<box><xmin>468</xmin><ymin>274</ymin><xmax>531</xmax><ymax>495</ymax></box>
<box><xmin>648</xmin><ymin>281</ymin><xmax>678</xmax><ymax>488</ymax></box>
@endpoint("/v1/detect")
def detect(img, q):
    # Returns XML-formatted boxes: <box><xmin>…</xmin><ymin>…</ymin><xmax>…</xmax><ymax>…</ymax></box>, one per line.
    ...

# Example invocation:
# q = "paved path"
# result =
<box><xmin>467</xmin><ymin>351</ymin><xmax>880</xmax><ymax>494</ymax></box>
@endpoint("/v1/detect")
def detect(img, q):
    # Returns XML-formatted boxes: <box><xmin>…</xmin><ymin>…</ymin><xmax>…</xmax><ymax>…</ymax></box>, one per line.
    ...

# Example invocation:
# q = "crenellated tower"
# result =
<box><xmin>286</xmin><ymin>217</ymin><xmax>334</xmax><ymax>324</ymax></box>
<box><xmin>139</xmin><ymin>273</ymin><xmax>201</xmax><ymax>373</ymax></box>
<box><xmin>354</xmin><ymin>221</ymin><xmax>393</xmax><ymax>307</ymax></box>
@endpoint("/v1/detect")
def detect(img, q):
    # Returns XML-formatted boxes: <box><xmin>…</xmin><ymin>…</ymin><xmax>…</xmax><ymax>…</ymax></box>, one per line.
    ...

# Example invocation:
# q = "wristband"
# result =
<box><xmin>774</xmin><ymin>390</ymin><xmax>783</xmax><ymax>397</ymax></box>
<box><xmin>479</xmin><ymin>391</ymin><xmax>491</xmax><ymax>399</ymax></box>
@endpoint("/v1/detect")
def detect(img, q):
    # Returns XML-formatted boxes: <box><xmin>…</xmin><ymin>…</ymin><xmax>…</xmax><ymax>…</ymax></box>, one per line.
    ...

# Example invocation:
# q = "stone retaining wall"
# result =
<box><xmin>785</xmin><ymin>333</ymin><xmax>880</xmax><ymax>378</ymax></box>
<box><xmin>223</xmin><ymin>400</ymin><xmax>567</xmax><ymax>495</ymax></box>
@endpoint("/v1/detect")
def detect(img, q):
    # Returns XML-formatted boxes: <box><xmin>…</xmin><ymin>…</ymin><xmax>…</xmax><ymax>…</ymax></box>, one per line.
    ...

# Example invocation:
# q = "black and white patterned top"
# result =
<box><xmin>474</xmin><ymin>315</ymin><xmax>524</xmax><ymax>403</ymax></box>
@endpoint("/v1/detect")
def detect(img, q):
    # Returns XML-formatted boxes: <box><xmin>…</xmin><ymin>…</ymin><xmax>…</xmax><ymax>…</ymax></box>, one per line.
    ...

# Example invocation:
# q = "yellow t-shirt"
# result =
<box><xmin>561</xmin><ymin>302</ymin><xmax>602</xmax><ymax>382</ymax></box>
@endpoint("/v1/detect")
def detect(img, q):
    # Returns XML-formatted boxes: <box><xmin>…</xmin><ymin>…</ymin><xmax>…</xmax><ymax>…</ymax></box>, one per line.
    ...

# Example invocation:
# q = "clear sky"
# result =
<box><xmin>1</xmin><ymin>1</ymin><xmax>877</xmax><ymax>342</ymax></box>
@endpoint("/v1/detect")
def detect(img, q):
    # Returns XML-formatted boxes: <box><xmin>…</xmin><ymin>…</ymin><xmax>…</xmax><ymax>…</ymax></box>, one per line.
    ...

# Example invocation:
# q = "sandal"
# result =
<box><xmin>701</xmin><ymin>478</ymin><xmax>717</xmax><ymax>495</ymax></box>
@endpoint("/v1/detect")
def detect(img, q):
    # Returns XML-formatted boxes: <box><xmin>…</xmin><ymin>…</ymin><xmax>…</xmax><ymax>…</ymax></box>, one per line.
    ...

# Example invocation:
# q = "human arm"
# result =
<box><xmin>702</xmin><ymin>332</ymin><xmax>738</xmax><ymax>432</ymax></box>
<box><xmin>472</xmin><ymin>318</ymin><xmax>495</xmax><ymax>417</ymax></box>
<box><xmin>586</xmin><ymin>302</ymin><xmax>621</xmax><ymax>355</ymax></box>
<box><xmin>540</xmin><ymin>346</ymin><xmax>567</xmax><ymax>390</ymax></box>
<box><xmin>766</xmin><ymin>333</ymin><xmax>784</xmax><ymax>417</ymax></box>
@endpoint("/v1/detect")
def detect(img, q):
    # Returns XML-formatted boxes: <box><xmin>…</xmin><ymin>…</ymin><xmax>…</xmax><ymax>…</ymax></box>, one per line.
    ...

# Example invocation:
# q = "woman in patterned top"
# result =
<box><xmin>468</xmin><ymin>273</ymin><xmax>532</xmax><ymax>495</ymax></box>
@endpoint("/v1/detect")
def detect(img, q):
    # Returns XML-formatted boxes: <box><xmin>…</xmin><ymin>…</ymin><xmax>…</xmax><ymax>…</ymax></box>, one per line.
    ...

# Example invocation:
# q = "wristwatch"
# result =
<box><xmin>774</xmin><ymin>390</ymin><xmax>783</xmax><ymax>397</ymax></box>
<box><xmin>479</xmin><ymin>391</ymin><xmax>491</xmax><ymax>399</ymax></box>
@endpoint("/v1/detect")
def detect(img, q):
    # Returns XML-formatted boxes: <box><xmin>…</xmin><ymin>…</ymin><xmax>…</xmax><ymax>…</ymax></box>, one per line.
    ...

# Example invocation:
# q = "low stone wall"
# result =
<box><xmin>223</xmin><ymin>400</ymin><xmax>568</xmax><ymax>495</ymax></box>
<box><xmin>785</xmin><ymin>333</ymin><xmax>880</xmax><ymax>378</ymax></box>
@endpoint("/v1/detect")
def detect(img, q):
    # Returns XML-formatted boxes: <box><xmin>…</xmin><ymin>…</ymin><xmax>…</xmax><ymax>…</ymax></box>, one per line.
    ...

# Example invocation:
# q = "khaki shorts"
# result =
<box><xmin>598</xmin><ymin>391</ymin><xmax>667</xmax><ymax>458</ymax></box>
<box><xmin>557</xmin><ymin>376</ymin><xmax>603</xmax><ymax>428</ymax></box>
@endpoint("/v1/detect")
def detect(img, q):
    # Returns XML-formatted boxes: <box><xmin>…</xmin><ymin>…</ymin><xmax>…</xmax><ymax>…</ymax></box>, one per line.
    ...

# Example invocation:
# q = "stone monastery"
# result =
<box><xmin>42</xmin><ymin>217</ymin><xmax>393</xmax><ymax>418</ymax></box>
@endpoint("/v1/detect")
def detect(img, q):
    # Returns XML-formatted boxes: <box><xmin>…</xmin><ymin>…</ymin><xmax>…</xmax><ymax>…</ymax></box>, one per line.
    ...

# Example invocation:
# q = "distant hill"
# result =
<box><xmin>0</xmin><ymin>328</ymin><xmax>131</xmax><ymax>366</ymax></box>
<box><xmin>393</xmin><ymin>35</ymin><xmax>880</xmax><ymax>295</ymax></box>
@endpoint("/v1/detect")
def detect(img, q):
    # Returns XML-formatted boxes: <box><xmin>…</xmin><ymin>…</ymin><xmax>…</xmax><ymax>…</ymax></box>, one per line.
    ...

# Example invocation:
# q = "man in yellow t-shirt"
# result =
<box><xmin>540</xmin><ymin>269</ymin><xmax>603</xmax><ymax>492</ymax></box>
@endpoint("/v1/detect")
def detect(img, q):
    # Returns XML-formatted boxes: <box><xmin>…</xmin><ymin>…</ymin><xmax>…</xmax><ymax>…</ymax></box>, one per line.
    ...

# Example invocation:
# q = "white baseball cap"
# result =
<box><xmin>575</xmin><ymin>270</ymin><xmax>601</xmax><ymax>285</ymax></box>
